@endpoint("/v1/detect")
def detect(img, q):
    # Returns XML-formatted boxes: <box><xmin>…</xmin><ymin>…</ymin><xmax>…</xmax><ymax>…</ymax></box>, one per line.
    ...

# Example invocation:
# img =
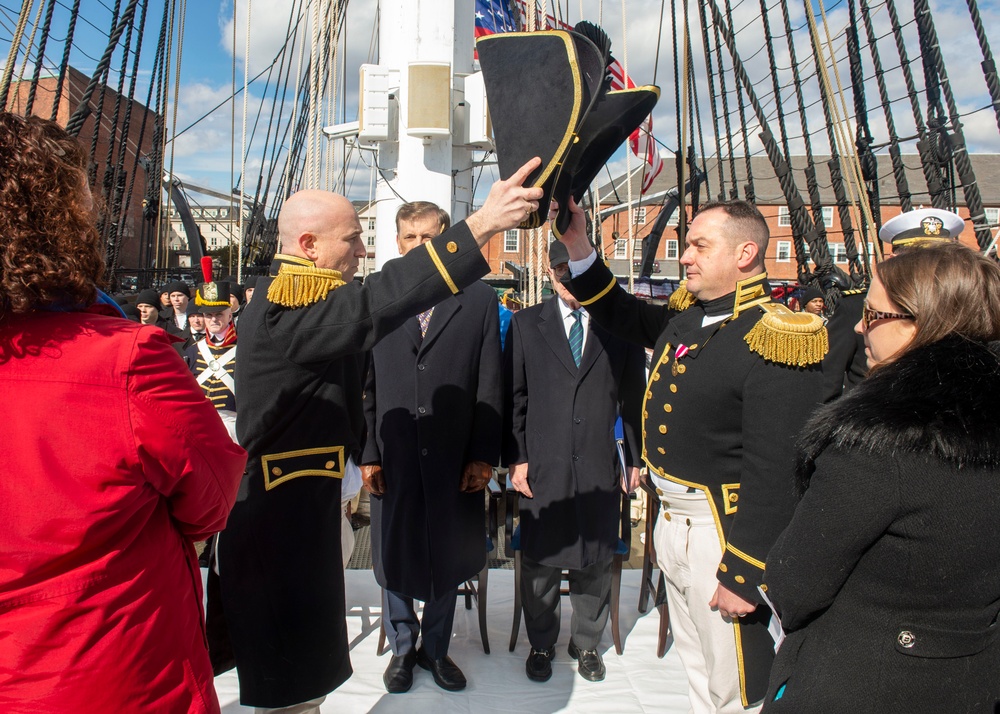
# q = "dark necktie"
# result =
<box><xmin>568</xmin><ymin>310</ymin><xmax>583</xmax><ymax>366</ymax></box>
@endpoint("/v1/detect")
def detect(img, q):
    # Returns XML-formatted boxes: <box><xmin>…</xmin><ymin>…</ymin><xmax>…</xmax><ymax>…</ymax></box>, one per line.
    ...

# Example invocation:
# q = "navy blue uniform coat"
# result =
<box><xmin>221</xmin><ymin>224</ymin><xmax>489</xmax><ymax>708</ymax></box>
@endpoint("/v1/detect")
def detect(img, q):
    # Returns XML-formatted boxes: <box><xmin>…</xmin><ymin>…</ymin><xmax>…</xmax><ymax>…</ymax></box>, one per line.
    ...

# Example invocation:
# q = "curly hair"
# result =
<box><xmin>0</xmin><ymin>112</ymin><xmax>105</xmax><ymax>318</ymax></box>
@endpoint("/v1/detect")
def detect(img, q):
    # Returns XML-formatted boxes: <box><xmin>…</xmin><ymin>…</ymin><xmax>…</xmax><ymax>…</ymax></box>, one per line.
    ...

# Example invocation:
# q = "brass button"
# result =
<box><xmin>670</xmin><ymin>384</ymin><xmax>677</xmax><ymax>393</ymax></box>
<box><xmin>729</xmin><ymin>493</ymin><xmax>738</xmax><ymax>503</ymax></box>
<box><xmin>657</xmin><ymin>447</ymin><xmax>665</xmax><ymax>454</ymax></box>
<box><xmin>677</xmin><ymin>364</ymin><xmax>687</xmax><ymax>374</ymax></box>
<box><xmin>898</xmin><ymin>631</ymin><xmax>916</xmax><ymax>648</ymax></box>
<box><xmin>652</xmin><ymin>372</ymin><xmax>661</xmax><ymax>381</ymax></box>
<box><xmin>719</xmin><ymin>563</ymin><xmax>728</xmax><ymax>573</ymax></box>
<box><xmin>325</xmin><ymin>460</ymin><xmax>335</xmax><ymax>469</ymax></box>
<box><xmin>659</xmin><ymin>425</ymin><xmax>667</xmax><ymax>434</ymax></box>
<box><xmin>760</xmin><ymin>584</ymin><xmax>768</xmax><ymax>593</ymax></box>
<box><xmin>664</xmin><ymin>404</ymin><xmax>672</xmax><ymax>412</ymax></box>
<box><xmin>655</xmin><ymin>488</ymin><xmax>663</xmax><ymax>496</ymax></box>
<box><xmin>735</xmin><ymin>575</ymin><xmax>746</xmax><ymax>584</ymax></box>
<box><xmin>689</xmin><ymin>343</ymin><xmax>698</xmax><ymax>350</ymax></box>
<box><xmin>271</xmin><ymin>467</ymin><xmax>282</xmax><ymax>476</ymax></box>
<box><xmin>663</xmin><ymin>512</ymin><xmax>672</xmax><ymax>522</ymax></box>
<box><xmin>446</xmin><ymin>241</ymin><xmax>458</xmax><ymax>253</ymax></box>
<box><xmin>685</xmin><ymin>518</ymin><xmax>692</xmax><ymax>526</ymax></box>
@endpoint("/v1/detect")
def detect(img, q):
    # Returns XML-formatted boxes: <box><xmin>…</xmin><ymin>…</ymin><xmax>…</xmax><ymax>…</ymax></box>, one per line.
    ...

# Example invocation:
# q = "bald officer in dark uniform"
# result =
<box><xmin>557</xmin><ymin>198</ymin><xmax>829</xmax><ymax>713</ymax></box>
<box><xmin>220</xmin><ymin>158</ymin><xmax>544</xmax><ymax>714</ymax></box>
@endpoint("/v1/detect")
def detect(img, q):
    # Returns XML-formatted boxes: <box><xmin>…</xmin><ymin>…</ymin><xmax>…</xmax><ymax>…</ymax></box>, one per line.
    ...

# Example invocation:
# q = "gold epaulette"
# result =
<box><xmin>843</xmin><ymin>287</ymin><xmax>866</xmax><ymax>296</ymax></box>
<box><xmin>267</xmin><ymin>262</ymin><xmax>346</xmax><ymax>308</ymax></box>
<box><xmin>744</xmin><ymin>303</ymin><xmax>828</xmax><ymax>367</ymax></box>
<box><xmin>667</xmin><ymin>281</ymin><xmax>697</xmax><ymax>311</ymax></box>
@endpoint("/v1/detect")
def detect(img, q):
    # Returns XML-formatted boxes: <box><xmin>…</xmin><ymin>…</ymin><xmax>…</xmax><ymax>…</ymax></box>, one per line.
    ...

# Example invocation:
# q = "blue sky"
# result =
<box><xmin>2</xmin><ymin>0</ymin><xmax>999</xmax><ymax>207</ymax></box>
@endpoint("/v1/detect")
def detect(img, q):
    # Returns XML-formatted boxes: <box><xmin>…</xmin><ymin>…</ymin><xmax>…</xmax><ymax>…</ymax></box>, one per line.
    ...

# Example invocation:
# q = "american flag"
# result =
<box><xmin>476</xmin><ymin>0</ymin><xmax>663</xmax><ymax>193</ymax></box>
<box><xmin>474</xmin><ymin>0</ymin><xmax>519</xmax><ymax>42</ymax></box>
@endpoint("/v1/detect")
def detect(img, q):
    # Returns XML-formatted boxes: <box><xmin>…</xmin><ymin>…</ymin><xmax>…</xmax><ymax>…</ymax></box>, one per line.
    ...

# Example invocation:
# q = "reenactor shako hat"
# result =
<box><xmin>477</xmin><ymin>22</ymin><xmax>658</xmax><ymax>231</ymax></box>
<box><xmin>878</xmin><ymin>208</ymin><xmax>965</xmax><ymax>249</ymax></box>
<box><xmin>194</xmin><ymin>257</ymin><xmax>232</xmax><ymax>314</ymax></box>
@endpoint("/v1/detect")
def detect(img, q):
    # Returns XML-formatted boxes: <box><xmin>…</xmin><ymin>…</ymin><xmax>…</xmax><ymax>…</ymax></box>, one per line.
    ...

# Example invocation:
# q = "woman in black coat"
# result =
<box><xmin>762</xmin><ymin>242</ymin><xmax>1000</xmax><ymax>713</ymax></box>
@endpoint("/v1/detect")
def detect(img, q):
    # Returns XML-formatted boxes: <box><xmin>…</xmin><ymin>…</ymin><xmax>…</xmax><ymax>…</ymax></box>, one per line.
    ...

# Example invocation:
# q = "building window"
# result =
<box><xmin>829</xmin><ymin>242</ymin><xmax>848</xmax><ymax>264</ymax></box>
<box><xmin>219</xmin><ymin>208</ymin><xmax>229</xmax><ymax>218</ymax></box>
<box><xmin>368</xmin><ymin>218</ymin><xmax>376</xmax><ymax>231</ymax></box>
<box><xmin>210</xmin><ymin>236</ymin><xmax>219</xmax><ymax>249</ymax></box>
<box><xmin>778</xmin><ymin>206</ymin><xmax>791</xmax><ymax>227</ymax></box>
<box><xmin>986</xmin><ymin>207</ymin><xmax>999</xmax><ymax>226</ymax></box>
<box><xmin>776</xmin><ymin>240</ymin><xmax>792</xmax><ymax>262</ymax></box>
<box><xmin>615</xmin><ymin>237</ymin><xmax>628</xmax><ymax>259</ymax></box>
<box><xmin>666</xmin><ymin>208</ymin><xmax>680</xmax><ymax>226</ymax></box>
<box><xmin>821</xmin><ymin>207</ymin><xmax>834</xmax><ymax>227</ymax></box>
<box><xmin>633</xmin><ymin>238</ymin><xmax>643</xmax><ymax>254</ymax></box>
<box><xmin>367</xmin><ymin>233</ymin><xmax>376</xmax><ymax>248</ymax></box>
<box><xmin>504</xmin><ymin>229</ymin><xmax>519</xmax><ymax>253</ymax></box>
<box><xmin>633</xmin><ymin>207</ymin><xmax>647</xmax><ymax>224</ymax></box>
<box><xmin>666</xmin><ymin>239</ymin><xmax>678</xmax><ymax>259</ymax></box>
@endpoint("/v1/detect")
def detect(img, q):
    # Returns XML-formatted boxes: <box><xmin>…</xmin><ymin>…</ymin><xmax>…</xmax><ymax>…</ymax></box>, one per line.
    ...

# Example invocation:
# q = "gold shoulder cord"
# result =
<box><xmin>667</xmin><ymin>281</ymin><xmax>697</xmax><ymax>311</ymax></box>
<box><xmin>267</xmin><ymin>263</ymin><xmax>346</xmax><ymax>308</ymax></box>
<box><xmin>744</xmin><ymin>303</ymin><xmax>828</xmax><ymax>367</ymax></box>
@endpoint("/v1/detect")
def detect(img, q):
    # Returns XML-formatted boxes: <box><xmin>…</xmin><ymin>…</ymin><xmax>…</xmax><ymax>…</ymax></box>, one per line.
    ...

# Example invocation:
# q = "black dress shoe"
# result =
<box><xmin>525</xmin><ymin>647</ymin><xmax>555</xmax><ymax>682</ymax></box>
<box><xmin>568</xmin><ymin>641</ymin><xmax>606</xmax><ymax>682</ymax></box>
<box><xmin>416</xmin><ymin>647</ymin><xmax>467</xmax><ymax>691</ymax></box>
<box><xmin>383</xmin><ymin>650</ymin><xmax>417</xmax><ymax>693</ymax></box>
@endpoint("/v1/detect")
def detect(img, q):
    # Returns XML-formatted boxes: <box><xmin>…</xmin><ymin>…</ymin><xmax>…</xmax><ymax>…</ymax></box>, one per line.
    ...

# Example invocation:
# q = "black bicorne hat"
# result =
<box><xmin>477</xmin><ymin>25</ymin><xmax>608</xmax><ymax>229</ymax></box>
<box><xmin>551</xmin><ymin>85</ymin><xmax>660</xmax><ymax>237</ymax></box>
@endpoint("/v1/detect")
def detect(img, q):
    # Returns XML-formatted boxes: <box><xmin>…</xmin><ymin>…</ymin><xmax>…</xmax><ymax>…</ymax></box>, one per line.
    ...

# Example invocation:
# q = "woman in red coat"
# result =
<box><xmin>0</xmin><ymin>114</ymin><xmax>247</xmax><ymax>712</ymax></box>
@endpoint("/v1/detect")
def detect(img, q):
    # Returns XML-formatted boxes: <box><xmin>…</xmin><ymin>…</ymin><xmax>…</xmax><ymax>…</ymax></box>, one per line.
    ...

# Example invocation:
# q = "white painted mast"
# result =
<box><xmin>364</xmin><ymin>0</ymin><xmax>477</xmax><ymax>270</ymax></box>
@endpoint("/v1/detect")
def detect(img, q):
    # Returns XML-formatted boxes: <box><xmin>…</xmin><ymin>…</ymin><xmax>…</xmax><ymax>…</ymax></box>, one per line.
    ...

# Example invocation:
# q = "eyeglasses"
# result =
<box><xmin>862</xmin><ymin>300</ymin><xmax>914</xmax><ymax>330</ymax></box>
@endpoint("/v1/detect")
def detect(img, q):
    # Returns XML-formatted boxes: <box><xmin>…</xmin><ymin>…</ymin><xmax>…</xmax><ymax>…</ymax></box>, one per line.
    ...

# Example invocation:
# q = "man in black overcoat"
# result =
<box><xmin>503</xmin><ymin>240</ymin><xmax>645</xmax><ymax>684</ymax></box>
<box><xmin>220</xmin><ymin>159</ymin><xmax>543</xmax><ymax>713</ymax></box>
<box><xmin>361</xmin><ymin>201</ymin><xmax>503</xmax><ymax>694</ymax></box>
<box><xmin>557</xmin><ymin>198</ymin><xmax>829</xmax><ymax>711</ymax></box>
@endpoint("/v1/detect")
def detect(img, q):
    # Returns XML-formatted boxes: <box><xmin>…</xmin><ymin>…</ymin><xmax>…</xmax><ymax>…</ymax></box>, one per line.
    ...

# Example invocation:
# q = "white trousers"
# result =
<box><xmin>254</xmin><ymin>696</ymin><xmax>325</xmax><ymax>714</ymax></box>
<box><xmin>654</xmin><ymin>491</ymin><xmax>760</xmax><ymax>714</ymax></box>
<box><xmin>341</xmin><ymin>498</ymin><xmax>355</xmax><ymax>568</ymax></box>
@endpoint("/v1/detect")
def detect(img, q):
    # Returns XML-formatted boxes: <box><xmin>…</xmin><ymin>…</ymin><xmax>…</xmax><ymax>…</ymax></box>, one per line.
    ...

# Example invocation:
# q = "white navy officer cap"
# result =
<box><xmin>878</xmin><ymin>207</ymin><xmax>965</xmax><ymax>249</ymax></box>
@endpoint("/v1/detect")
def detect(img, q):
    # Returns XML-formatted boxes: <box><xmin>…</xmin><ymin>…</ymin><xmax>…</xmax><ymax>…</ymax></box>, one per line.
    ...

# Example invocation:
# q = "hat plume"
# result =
<box><xmin>201</xmin><ymin>256</ymin><xmax>214</xmax><ymax>283</ymax></box>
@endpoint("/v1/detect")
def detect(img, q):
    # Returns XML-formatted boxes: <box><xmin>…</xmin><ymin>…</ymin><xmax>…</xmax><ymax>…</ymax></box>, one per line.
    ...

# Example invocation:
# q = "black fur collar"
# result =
<box><xmin>797</xmin><ymin>336</ymin><xmax>1000</xmax><ymax>491</ymax></box>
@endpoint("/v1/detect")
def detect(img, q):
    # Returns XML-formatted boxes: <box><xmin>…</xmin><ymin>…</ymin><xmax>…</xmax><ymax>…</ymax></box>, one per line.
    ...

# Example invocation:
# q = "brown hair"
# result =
<box><xmin>877</xmin><ymin>241</ymin><xmax>1000</xmax><ymax>354</ymax></box>
<box><xmin>395</xmin><ymin>200</ymin><xmax>451</xmax><ymax>234</ymax></box>
<box><xmin>0</xmin><ymin>113</ymin><xmax>104</xmax><ymax>318</ymax></box>
<box><xmin>696</xmin><ymin>200</ymin><xmax>769</xmax><ymax>268</ymax></box>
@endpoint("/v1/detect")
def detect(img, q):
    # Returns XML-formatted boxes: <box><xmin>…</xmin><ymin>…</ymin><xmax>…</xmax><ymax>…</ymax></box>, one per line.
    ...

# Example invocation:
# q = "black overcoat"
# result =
<box><xmin>763</xmin><ymin>337</ymin><xmax>1000</xmax><ymax>713</ymax></box>
<box><xmin>502</xmin><ymin>296</ymin><xmax>645</xmax><ymax>570</ymax></box>
<box><xmin>362</xmin><ymin>279</ymin><xmax>502</xmax><ymax>601</ymax></box>
<box><xmin>219</xmin><ymin>224</ymin><xmax>490</xmax><ymax>708</ymax></box>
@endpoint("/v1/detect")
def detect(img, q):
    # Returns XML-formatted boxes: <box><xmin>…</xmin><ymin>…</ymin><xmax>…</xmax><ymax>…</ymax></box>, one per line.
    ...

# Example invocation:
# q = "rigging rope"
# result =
<box><xmin>239</xmin><ymin>0</ymin><xmax>253</xmax><ymax>282</ymax></box>
<box><xmin>883</xmin><ymin>0</ymin><xmax>945</xmax><ymax>206</ymax></box>
<box><xmin>64</xmin><ymin>0</ymin><xmax>140</xmax><ymax>137</ymax></box>
<box><xmin>0</xmin><ymin>0</ymin><xmax>35</xmax><ymax>108</ymax></box>
<box><xmin>965</xmin><ymin>0</ymin><xmax>1000</xmax><ymax>136</ymax></box>
<box><xmin>706</xmin><ymin>0</ymin><xmax>831</xmax><ymax>276</ymax></box>
<box><xmin>49</xmin><ymin>0</ymin><xmax>81</xmax><ymax>121</ymax></box>
<box><xmin>912</xmin><ymin>0</ymin><xmax>992</xmax><ymax>249</ymax></box>
<box><xmin>24</xmin><ymin>0</ymin><xmax>56</xmax><ymax>117</ymax></box>
<box><xmin>858</xmin><ymin>0</ymin><xmax>912</xmax><ymax>221</ymax></box>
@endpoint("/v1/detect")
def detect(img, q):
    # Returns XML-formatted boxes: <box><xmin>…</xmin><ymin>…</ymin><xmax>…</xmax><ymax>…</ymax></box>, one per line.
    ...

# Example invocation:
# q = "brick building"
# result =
<box><xmin>5</xmin><ymin>67</ymin><xmax>159</xmax><ymax>273</ymax></box>
<box><xmin>477</xmin><ymin>153</ymin><xmax>1000</xmax><ymax>294</ymax></box>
